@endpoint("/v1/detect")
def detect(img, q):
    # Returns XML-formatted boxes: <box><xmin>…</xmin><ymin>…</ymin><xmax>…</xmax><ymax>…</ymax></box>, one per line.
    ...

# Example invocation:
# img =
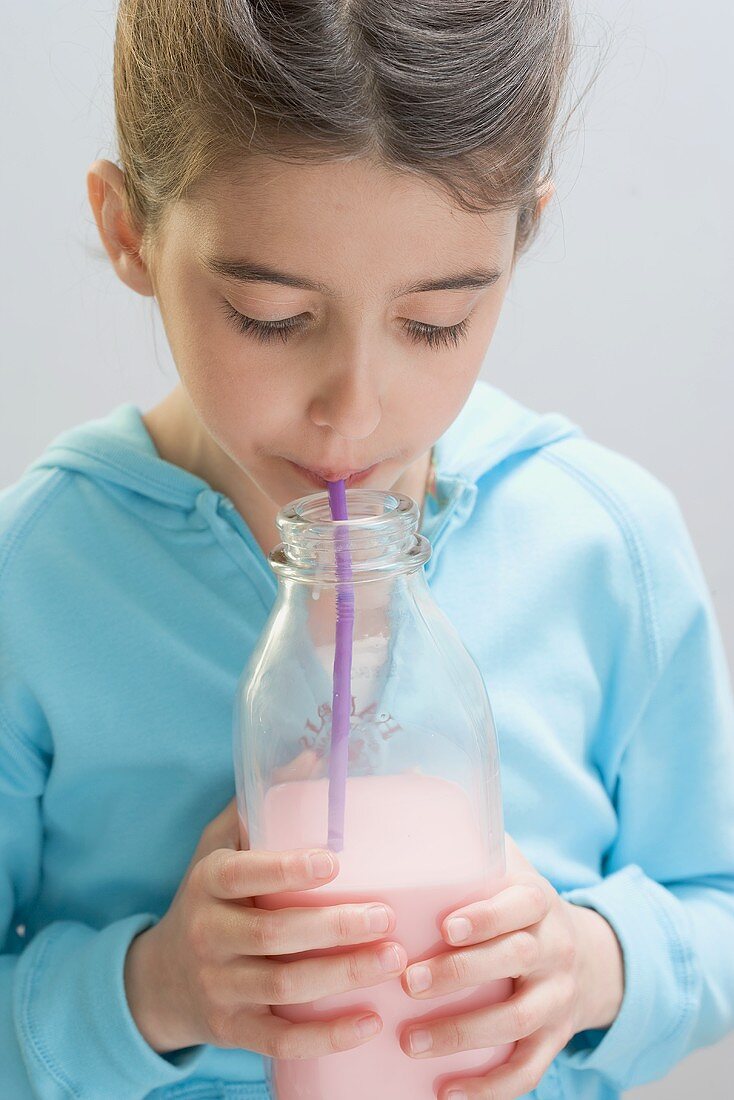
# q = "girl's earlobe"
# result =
<box><xmin>536</xmin><ymin>178</ymin><xmax>556</xmax><ymax>217</ymax></box>
<box><xmin>86</xmin><ymin>159</ymin><xmax>155</xmax><ymax>298</ymax></box>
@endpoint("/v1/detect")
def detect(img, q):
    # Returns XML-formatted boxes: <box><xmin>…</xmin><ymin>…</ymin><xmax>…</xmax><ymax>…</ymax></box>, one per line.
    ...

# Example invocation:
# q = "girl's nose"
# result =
<box><xmin>308</xmin><ymin>359</ymin><xmax>382</xmax><ymax>440</ymax></box>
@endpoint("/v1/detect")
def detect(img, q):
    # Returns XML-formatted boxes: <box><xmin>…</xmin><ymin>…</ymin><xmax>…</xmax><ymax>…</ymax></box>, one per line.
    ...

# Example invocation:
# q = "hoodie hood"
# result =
<box><xmin>25</xmin><ymin>380</ymin><xmax>581</xmax><ymax>512</ymax></box>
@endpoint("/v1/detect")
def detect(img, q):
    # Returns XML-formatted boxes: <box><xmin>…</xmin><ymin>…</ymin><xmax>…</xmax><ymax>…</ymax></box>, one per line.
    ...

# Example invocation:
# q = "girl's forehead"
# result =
<box><xmin>154</xmin><ymin>156</ymin><xmax>518</xmax><ymax>300</ymax></box>
<box><xmin>186</xmin><ymin>153</ymin><xmax>517</xmax><ymax>240</ymax></box>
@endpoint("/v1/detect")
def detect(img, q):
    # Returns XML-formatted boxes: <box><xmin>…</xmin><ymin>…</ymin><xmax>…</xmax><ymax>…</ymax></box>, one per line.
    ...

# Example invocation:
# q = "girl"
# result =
<box><xmin>1</xmin><ymin>2</ymin><xmax>733</xmax><ymax>1098</ymax></box>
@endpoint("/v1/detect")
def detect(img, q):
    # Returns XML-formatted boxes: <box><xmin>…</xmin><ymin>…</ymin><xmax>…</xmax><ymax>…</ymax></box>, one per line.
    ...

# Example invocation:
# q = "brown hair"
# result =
<box><xmin>114</xmin><ymin>0</ymin><xmax>593</xmax><ymax>261</ymax></box>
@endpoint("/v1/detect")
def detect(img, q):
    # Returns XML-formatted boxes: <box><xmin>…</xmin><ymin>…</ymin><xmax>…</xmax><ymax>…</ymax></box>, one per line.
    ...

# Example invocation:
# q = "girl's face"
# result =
<box><xmin>143</xmin><ymin>154</ymin><xmax>519</xmax><ymax>505</ymax></box>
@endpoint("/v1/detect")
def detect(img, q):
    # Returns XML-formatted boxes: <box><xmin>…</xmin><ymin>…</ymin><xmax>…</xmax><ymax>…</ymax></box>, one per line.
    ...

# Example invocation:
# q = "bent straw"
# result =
<box><xmin>326</xmin><ymin>480</ymin><xmax>355</xmax><ymax>851</ymax></box>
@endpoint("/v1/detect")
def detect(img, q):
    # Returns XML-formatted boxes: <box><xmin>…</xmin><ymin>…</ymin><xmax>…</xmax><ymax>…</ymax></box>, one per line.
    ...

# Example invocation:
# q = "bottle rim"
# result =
<box><xmin>270</xmin><ymin>488</ymin><xmax>432</xmax><ymax>584</ymax></box>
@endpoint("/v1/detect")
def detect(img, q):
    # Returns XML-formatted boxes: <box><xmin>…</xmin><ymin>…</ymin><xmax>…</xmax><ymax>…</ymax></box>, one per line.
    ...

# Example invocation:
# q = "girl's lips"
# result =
<box><xmin>287</xmin><ymin>460</ymin><xmax>379</xmax><ymax>489</ymax></box>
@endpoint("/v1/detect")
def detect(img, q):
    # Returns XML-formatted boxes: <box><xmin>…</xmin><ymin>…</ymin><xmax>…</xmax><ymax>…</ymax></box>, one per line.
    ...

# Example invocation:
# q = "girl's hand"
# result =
<box><xmin>124</xmin><ymin>797</ymin><xmax>407</xmax><ymax>1059</ymax></box>
<box><xmin>398</xmin><ymin>834</ymin><xmax>625</xmax><ymax>1100</ymax></box>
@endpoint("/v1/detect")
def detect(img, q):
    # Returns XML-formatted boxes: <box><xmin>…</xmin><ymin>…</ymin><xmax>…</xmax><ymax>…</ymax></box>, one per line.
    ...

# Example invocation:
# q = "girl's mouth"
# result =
<box><xmin>286</xmin><ymin>460</ymin><xmax>380</xmax><ymax>489</ymax></box>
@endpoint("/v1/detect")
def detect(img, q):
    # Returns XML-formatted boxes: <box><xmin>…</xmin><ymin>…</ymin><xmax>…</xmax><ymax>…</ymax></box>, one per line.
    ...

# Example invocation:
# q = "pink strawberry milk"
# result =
<box><xmin>256</xmin><ymin>771</ymin><xmax>514</xmax><ymax>1099</ymax></box>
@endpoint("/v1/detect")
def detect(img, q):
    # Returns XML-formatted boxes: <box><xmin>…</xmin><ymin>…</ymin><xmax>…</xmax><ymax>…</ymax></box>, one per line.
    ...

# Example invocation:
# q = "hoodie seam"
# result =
<box><xmin>0</xmin><ymin>469</ymin><xmax>71</xmax><ymax>591</ymax></box>
<box><xmin>151</xmin><ymin>1082</ymin><xmax>269</xmax><ymax>1099</ymax></box>
<box><xmin>620</xmin><ymin>871</ymin><xmax>699</xmax><ymax>1088</ymax></box>
<box><xmin>32</xmin><ymin>446</ymin><xmax>201</xmax><ymax>509</ymax></box>
<box><xmin>17</xmin><ymin>923</ymin><xmax>83</xmax><ymax>1097</ymax></box>
<box><xmin>540</xmin><ymin>450</ymin><xmax>661</xmax><ymax>679</ymax></box>
<box><xmin>193</xmin><ymin>496</ymin><xmax>275</xmax><ymax>613</ymax></box>
<box><xmin>0</xmin><ymin>471</ymin><xmax>68</xmax><ymax>763</ymax></box>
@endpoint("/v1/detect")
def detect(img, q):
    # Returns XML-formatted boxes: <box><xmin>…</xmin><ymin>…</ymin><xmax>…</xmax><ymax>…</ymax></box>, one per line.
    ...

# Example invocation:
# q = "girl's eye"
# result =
<box><xmin>223</xmin><ymin>302</ymin><xmax>308</xmax><ymax>344</ymax></box>
<box><xmin>401</xmin><ymin>317</ymin><xmax>471</xmax><ymax>349</ymax></box>
<box><xmin>222</xmin><ymin>302</ymin><xmax>472</xmax><ymax>350</ymax></box>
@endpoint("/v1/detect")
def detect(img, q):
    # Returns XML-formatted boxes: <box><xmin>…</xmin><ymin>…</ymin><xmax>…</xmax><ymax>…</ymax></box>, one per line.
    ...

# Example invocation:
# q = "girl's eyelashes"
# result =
<box><xmin>221</xmin><ymin>301</ymin><xmax>472</xmax><ymax>350</ymax></box>
<box><xmin>223</xmin><ymin>301</ymin><xmax>306</xmax><ymax>344</ymax></box>
<box><xmin>402</xmin><ymin>316</ymin><xmax>470</xmax><ymax>349</ymax></box>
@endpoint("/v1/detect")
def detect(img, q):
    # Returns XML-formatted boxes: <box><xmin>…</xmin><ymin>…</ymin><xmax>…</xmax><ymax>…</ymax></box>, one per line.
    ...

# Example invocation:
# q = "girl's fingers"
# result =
<box><xmin>198</xmin><ymin>845</ymin><xmax>338</xmax><ymax>900</ymax></box>
<box><xmin>400</xmin><ymin>977</ymin><xmax>560</xmax><ymax>1058</ymax></box>
<box><xmin>403</xmin><ymin>926</ymin><xmax>545</xmax><ymax>999</ymax></box>
<box><xmin>233</xmin><ymin>939</ymin><xmax>408</xmax><ymax>1005</ymax></box>
<box><xmin>438</xmin><ymin>1024</ymin><xmax>564</xmax><ymax>1100</ymax></box>
<box><xmin>216</xmin><ymin>898</ymin><xmax>397</xmax><ymax>955</ymax></box>
<box><xmin>239</xmin><ymin>1007</ymin><xmax>384</xmax><ymax>1059</ymax></box>
<box><xmin>441</xmin><ymin>882</ymin><xmax>550</xmax><ymax>947</ymax></box>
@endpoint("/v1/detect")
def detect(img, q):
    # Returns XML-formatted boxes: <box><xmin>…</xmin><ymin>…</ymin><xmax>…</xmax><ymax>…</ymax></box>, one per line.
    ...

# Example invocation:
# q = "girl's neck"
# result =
<box><xmin>142</xmin><ymin>385</ymin><xmax>433</xmax><ymax>561</ymax></box>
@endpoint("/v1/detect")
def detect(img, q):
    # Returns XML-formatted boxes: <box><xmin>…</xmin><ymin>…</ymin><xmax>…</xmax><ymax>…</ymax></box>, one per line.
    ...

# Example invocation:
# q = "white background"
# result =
<box><xmin>1</xmin><ymin>2</ymin><xmax>732</xmax><ymax>1094</ymax></box>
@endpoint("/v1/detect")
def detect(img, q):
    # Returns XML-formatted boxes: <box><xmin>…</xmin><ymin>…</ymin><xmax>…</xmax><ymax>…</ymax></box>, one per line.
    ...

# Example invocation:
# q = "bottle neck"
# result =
<box><xmin>270</xmin><ymin>489</ymin><xmax>431</xmax><ymax>585</ymax></box>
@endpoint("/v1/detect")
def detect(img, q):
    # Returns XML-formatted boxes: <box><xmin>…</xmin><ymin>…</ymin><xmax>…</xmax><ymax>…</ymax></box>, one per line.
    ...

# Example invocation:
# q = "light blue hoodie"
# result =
<box><xmin>1</xmin><ymin>379</ymin><xmax>733</xmax><ymax>1100</ymax></box>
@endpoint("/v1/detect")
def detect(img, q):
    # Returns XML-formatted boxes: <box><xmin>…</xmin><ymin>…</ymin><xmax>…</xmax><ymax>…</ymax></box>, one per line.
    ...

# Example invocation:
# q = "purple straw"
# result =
<box><xmin>326</xmin><ymin>480</ymin><xmax>355</xmax><ymax>851</ymax></box>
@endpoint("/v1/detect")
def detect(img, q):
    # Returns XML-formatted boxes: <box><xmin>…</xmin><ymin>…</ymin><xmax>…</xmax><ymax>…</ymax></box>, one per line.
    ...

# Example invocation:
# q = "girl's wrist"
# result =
<box><xmin>124</xmin><ymin>923</ymin><xmax>198</xmax><ymax>1054</ymax></box>
<box><xmin>565</xmin><ymin>900</ymin><xmax>625</xmax><ymax>1033</ymax></box>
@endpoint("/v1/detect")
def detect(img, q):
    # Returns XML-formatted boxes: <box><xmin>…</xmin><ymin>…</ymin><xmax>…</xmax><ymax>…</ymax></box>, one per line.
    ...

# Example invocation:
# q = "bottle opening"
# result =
<box><xmin>270</xmin><ymin>489</ymin><xmax>431</xmax><ymax>583</ymax></box>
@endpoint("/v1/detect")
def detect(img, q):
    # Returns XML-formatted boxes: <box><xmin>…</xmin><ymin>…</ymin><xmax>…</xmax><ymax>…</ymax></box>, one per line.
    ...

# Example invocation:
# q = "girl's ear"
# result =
<box><xmin>87</xmin><ymin>159</ymin><xmax>154</xmax><ymax>297</ymax></box>
<box><xmin>536</xmin><ymin>178</ymin><xmax>556</xmax><ymax>217</ymax></box>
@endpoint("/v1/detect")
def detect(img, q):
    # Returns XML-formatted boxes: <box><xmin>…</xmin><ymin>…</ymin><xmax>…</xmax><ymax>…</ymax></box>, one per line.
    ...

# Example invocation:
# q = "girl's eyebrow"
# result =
<box><xmin>204</xmin><ymin>256</ymin><xmax>503</xmax><ymax>297</ymax></box>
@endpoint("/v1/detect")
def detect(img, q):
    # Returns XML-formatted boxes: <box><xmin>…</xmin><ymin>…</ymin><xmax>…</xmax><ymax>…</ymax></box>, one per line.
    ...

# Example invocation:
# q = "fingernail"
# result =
<box><xmin>378</xmin><ymin>943</ymin><xmax>404</xmax><ymax>972</ymax></box>
<box><xmin>446</xmin><ymin>1091</ymin><xmax>468</xmax><ymax>1100</ymax></box>
<box><xmin>366</xmin><ymin>905</ymin><xmax>390</xmax><ymax>933</ymax></box>
<box><xmin>409</xmin><ymin>1028</ymin><xmax>433</xmax><ymax>1054</ymax></box>
<box><xmin>354</xmin><ymin>1014</ymin><xmax>380</xmax><ymax>1039</ymax></box>
<box><xmin>406</xmin><ymin>963</ymin><xmax>432</xmax><ymax>993</ymax></box>
<box><xmin>308</xmin><ymin>851</ymin><xmax>333</xmax><ymax>879</ymax></box>
<box><xmin>446</xmin><ymin>916</ymin><xmax>472</xmax><ymax>943</ymax></box>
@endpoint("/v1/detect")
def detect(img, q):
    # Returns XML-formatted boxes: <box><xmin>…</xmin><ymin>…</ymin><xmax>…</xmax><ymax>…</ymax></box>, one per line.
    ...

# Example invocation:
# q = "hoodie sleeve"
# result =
<box><xmin>554</xmin><ymin>475</ymin><xmax>734</xmax><ymax>1090</ymax></box>
<box><xmin>0</xmin><ymin>701</ymin><xmax>209</xmax><ymax>1097</ymax></box>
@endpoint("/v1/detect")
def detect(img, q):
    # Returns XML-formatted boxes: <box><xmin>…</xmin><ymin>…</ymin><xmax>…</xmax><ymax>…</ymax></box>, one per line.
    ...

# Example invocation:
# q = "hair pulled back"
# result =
<box><xmin>114</xmin><ymin>0</ymin><xmax>579</xmax><ymax>257</ymax></box>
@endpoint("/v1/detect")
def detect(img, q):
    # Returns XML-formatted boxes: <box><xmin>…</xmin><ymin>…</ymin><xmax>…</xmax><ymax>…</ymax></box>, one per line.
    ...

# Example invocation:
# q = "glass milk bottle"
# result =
<box><xmin>233</xmin><ymin>488</ymin><xmax>513</xmax><ymax>1099</ymax></box>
